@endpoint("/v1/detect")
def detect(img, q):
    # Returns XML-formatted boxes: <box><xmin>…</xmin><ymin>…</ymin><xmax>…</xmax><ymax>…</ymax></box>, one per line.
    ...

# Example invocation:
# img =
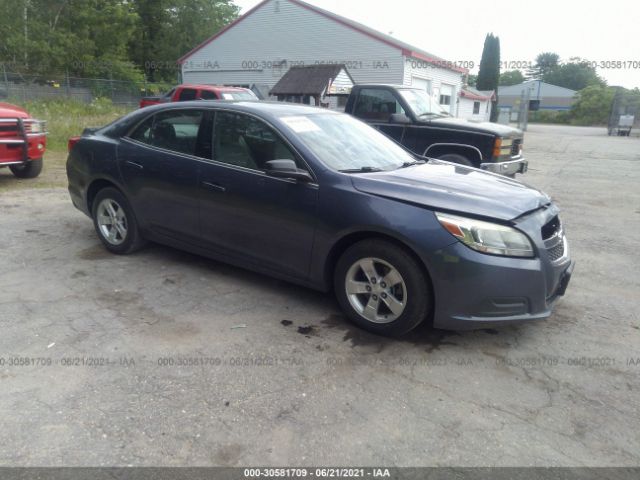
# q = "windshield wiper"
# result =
<box><xmin>398</xmin><ymin>160</ymin><xmax>426</xmax><ymax>168</ymax></box>
<box><xmin>419</xmin><ymin>112</ymin><xmax>448</xmax><ymax>118</ymax></box>
<box><xmin>338</xmin><ymin>166</ymin><xmax>384</xmax><ymax>173</ymax></box>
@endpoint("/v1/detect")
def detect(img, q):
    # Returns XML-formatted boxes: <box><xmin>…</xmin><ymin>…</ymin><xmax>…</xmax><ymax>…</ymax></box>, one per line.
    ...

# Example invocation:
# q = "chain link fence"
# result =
<box><xmin>0</xmin><ymin>68</ymin><xmax>169</xmax><ymax>106</ymax></box>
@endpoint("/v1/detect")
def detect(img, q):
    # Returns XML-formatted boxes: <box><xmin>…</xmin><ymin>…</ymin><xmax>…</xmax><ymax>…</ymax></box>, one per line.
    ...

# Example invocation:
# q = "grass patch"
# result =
<box><xmin>1</xmin><ymin>98</ymin><xmax>134</xmax><ymax>190</ymax></box>
<box><xmin>9</xmin><ymin>97</ymin><xmax>134</xmax><ymax>151</ymax></box>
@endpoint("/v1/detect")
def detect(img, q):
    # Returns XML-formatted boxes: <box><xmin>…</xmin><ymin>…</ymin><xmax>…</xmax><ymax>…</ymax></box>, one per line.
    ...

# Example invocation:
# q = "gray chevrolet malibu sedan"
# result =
<box><xmin>67</xmin><ymin>102</ymin><xmax>573</xmax><ymax>336</ymax></box>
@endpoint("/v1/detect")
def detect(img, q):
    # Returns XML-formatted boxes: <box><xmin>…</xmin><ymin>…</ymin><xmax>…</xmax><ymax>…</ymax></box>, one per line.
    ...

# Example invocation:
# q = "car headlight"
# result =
<box><xmin>435</xmin><ymin>212</ymin><xmax>534</xmax><ymax>258</ymax></box>
<box><xmin>26</xmin><ymin>121</ymin><xmax>45</xmax><ymax>134</ymax></box>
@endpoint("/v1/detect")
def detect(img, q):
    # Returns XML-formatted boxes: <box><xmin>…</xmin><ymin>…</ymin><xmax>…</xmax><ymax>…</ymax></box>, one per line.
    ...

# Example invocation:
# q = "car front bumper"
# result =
<box><xmin>481</xmin><ymin>157</ymin><xmax>528</xmax><ymax>176</ymax></box>
<box><xmin>426</xmin><ymin>205</ymin><xmax>573</xmax><ymax>330</ymax></box>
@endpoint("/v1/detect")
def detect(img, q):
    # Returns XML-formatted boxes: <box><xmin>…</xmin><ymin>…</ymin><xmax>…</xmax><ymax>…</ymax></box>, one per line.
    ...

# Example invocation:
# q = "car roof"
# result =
<box><xmin>151</xmin><ymin>100</ymin><xmax>339</xmax><ymax>118</ymax></box>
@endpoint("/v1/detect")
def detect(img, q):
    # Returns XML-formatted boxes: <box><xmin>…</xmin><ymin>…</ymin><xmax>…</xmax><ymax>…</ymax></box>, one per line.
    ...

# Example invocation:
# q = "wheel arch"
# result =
<box><xmin>323</xmin><ymin>230</ymin><xmax>434</xmax><ymax>298</ymax></box>
<box><xmin>86</xmin><ymin>177</ymin><xmax>125</xmax><ymax>213</ymax></box>
<box><xmin>424</xmin><ymin>143</ymin><xmax>483</xmax><ymax>165</ymax></box>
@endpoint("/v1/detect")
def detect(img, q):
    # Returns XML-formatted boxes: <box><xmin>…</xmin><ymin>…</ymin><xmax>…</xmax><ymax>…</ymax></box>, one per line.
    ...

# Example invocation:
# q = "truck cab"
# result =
<box><xmin>344</xmin><ymin>84</ymin><xmax>527</xmax><ymax>176</ymax></box>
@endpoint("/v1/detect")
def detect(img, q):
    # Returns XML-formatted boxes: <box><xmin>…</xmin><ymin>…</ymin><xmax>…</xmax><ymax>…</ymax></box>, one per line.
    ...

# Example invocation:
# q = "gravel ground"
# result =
<box><xmin>0</xmin><ymin>124</ymin><xmax>639</xmax><ymax>467</ymax></box>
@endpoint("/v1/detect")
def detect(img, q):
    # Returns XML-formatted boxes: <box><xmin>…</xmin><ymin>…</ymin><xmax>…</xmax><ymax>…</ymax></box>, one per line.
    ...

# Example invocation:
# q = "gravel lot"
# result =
<box><xmin>0</xmin><ymin>124</ymin><xmax>639</xmax><ymax>467</ymax></box>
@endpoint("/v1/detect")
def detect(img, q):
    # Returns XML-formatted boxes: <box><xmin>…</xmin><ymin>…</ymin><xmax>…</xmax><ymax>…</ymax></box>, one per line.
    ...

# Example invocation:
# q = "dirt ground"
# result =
<box><xmin>0</xmin><ymin>124</ymin><xmax>639</xmax><ymax>466</ymax></box>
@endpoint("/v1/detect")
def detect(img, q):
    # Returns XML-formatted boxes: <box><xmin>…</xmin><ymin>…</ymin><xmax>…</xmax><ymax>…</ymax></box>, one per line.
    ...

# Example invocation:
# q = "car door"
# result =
<box><xmin>352</xmin><ymin>87</ymin><xmax>406</xmax><ymax>143</ymax></box>
<box><xmin>198</xmin><ymin>110</ymin><xmax>318</xmax><ymax>280</ymax></box>
<box><xmin>118</xmin><ymin>108</ymin><xmax>212</xmax><ymax>242</ymax></box>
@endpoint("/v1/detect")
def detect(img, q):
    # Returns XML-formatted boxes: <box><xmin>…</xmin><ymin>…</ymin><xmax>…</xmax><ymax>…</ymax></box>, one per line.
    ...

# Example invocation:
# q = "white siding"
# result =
<box><xmin>458</xmin><ymin>97</ymin><xmax>491</xmax><ymax>122</ymax></box>
<box><xmin>182</xmin><ymin>0</ymin><xmax>403</xmax><ymax>94</ymax></box>
<box><xmin>402</xmin><ymin>56</ymin><xmax>463</xmax><ymax>114</ymax></box>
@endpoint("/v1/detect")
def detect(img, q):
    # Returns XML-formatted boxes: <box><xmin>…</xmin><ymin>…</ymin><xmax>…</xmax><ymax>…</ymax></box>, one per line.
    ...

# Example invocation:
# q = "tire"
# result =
<box><xmin>334</xmin><ymin>239</ymin><xmax>432</xmax><ymax>337</ymax></box>
<box><xmin>437</xmin><ymin>153</ymin><xmax>473</xmax><ymax>167</ymax></box>
<box><xmin>91</xmin><ymin>187</ymin><xmax>146</xmax><ymax>254</ymax></box>
<box><xmin>10</xmin><ymin>158</ymin><xmax>43</xmax><ymax>178</ymax></box>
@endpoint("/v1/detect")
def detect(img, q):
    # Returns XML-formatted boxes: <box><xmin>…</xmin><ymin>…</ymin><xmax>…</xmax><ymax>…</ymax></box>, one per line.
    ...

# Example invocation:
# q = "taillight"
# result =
<box><xmin>68</xmin><ymin>136</ymin><xmax>81</xmax><ymax>152</ymax></box>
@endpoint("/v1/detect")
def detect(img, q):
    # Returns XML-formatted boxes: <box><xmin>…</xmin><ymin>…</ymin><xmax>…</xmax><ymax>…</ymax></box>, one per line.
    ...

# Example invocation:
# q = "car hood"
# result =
<box><xmin>350</xmin><ymin>160</ymin><xmax>551</xmax><ymax>221</ymax></box>
<box><xmin>425</xmin><ymin>116</ymin><xmax>523</xmax><ymax>137</ymax></box>
<box><xmin>0</xmin><ymin>102</ymin><xmax>29</xmax><ymax>119</ymax></box>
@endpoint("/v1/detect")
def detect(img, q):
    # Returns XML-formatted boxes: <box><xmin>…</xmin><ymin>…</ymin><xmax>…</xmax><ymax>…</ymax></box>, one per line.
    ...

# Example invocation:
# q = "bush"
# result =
<box><xmin>528</xmin><ymin>110</ymin><xmax>570</xmax><ymax>124</ymax></box>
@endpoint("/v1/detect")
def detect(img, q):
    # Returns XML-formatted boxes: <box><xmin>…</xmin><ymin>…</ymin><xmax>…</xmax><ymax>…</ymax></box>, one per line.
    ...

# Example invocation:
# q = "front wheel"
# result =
<box><xmin>334</xmin><ymin>239</ymin><xmax>432</xmax><ymax>336</ymax></box>
<box><xmin>92</xmin><ymin>187</ymin><xmax>146</xmax><ymax>254</ymax></box>
<box><xmin>10</xmin><ymin>158</ymin><xmax>43</xmax><ymax>178</ymax></box>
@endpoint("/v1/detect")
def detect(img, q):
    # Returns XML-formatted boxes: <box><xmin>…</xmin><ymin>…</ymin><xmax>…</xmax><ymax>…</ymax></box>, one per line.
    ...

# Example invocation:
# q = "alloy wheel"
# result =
<box><xmin>345</xmin><ymin>257</ymin><xmax>407</xmax><ymax>323</ymax></box>
<box><xmin>96</xmin><ymin>198</ymin><xmax>128</xmax><ymax>246</ymax></box>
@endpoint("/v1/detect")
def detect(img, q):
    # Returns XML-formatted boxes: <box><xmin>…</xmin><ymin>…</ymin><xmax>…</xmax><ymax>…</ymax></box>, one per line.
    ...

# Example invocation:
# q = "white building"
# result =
<box><xmin>458</xmin><ymin>87</ymin><xmax>495</xmax><ymax>122</ymax></box>
<box><xmin>178</xmin><ymin>0</ymin><xmax>467</xmax><ymax>113</ymax></box>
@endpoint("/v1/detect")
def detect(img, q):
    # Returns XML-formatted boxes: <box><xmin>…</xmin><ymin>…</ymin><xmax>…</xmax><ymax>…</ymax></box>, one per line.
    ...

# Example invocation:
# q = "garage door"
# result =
<box><xmin>412</xmin><ymin>77</ymin><xmax>431</xmax><ymax>94</ymax></box>
<box><xmin>439</xmin><ymin>84</ymin><xmax>454</xmax><ymax>113</ymax></box>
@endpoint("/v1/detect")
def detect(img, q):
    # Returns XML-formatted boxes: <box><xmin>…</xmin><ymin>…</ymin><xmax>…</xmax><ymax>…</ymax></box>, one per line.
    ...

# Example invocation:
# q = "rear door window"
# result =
<box><xmin>178</xmin><ymin>88</ymin><xmax>197</xmax><ymax>101</ymax></box>
<box><xmin>127</xmin><ymin>110</ymin><xmax>211</xmax><ymax>158</ymax></box>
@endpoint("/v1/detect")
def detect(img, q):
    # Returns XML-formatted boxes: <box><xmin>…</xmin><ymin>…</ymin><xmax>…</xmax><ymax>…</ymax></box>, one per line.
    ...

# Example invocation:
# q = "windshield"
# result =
<box><xmin>399</xmin><ymin>89</ymin><xmax>449</xmax><ymax>117</ymax></box>
<box><xmin>279</xmin><ymin>113</ymin><xmax>416</xmax><ymax>172</ymax></box>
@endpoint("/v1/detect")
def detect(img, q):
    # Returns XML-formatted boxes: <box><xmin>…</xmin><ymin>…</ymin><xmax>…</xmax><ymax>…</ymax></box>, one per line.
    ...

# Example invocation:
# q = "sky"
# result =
<box><xmin>233</xmin><ymin>0</ymin><xmax>640</xmax><ymax>89</ymax></box>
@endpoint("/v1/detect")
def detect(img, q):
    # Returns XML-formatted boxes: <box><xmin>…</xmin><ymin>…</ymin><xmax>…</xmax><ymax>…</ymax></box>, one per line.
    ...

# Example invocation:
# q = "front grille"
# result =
<box><xmin>511</xmin><ymin>138</ymin><xmax>522</xmax><ymax>156</ymax></box>
<box><xmin>541</xmin><ymin>216</ymin><xmax>561</xmax><ymax>240</ymax></box>
<box><xmin>0</xmin><ymin>122</ymin><xmax>19</xmax><ymax>137</ymax></box>
<box><xmin>547</xmin><ymin>241</ymin><xmax>565</xmax><ymax>262</ymax></box>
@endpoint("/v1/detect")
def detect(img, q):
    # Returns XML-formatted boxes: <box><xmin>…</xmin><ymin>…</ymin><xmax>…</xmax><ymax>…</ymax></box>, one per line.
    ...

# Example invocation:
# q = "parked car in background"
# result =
<box><xmin>344</xmin><ymin>84</ymin><xmax>528</xmax><ymax>177</ymax></box>
<box><xmin>139</xmin><ymin>84</ymin><xmax>258</xmax><ymax>108</ymax></box>
<box><xmin>0</xmin><ymin>102</ymin><xmax>47</xmax><ymax>178</ymax></box>
<box><xmin>67</xmin><ymin>101</ymin><xmax>572</xmax><ymax>336</ymax></box>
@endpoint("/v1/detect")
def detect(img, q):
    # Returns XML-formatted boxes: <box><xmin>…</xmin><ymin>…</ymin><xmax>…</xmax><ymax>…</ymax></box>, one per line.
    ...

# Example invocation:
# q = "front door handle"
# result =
<box><xmin>201</xmin><ymin>181</ymin><xmax>226</xmax><ymax>193</ymax></box>
<box><xmin>124</xmin><ymin>160</ymin><xmax>144</xmax><ymax>170</ymax></box>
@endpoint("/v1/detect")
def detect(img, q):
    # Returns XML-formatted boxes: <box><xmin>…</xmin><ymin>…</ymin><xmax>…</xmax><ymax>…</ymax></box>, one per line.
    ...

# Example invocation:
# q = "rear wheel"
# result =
<box><xmin>437</xmin><ymin>153</ymin><xmax>473</xmax><ymax>167</ymax></box>
<box><xmin>10</xmin><ymin>158</ymin><xmax>43</xmax><ymax>178</ymax></box>
<box><xmin>92</xmin><ymin>187</ymin><xmax>146</xmax><ymax>254</ymax></box>
<box><xmin>334</xmin><ymin>239</ymin><xmax>432</xmax><ymax>336</ymax></box>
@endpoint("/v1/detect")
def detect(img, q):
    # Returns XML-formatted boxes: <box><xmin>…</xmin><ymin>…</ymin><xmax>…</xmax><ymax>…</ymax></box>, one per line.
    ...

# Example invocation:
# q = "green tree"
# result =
<box><xmin>129</xmin><ymin>0</ymin><xmax>240</xmax><ymax>82</ymax></box>
<box><xmin>543</xmin><ymin>58</ymin><xmax>605</xmax><ymax>91</ymax></box>
<box><xmin>526</xmin><ymin>52</ymin><xmax>560</xmax><ymax>79</ymax></box>
<box><xmin>569</xmin><ymin>85</ymin><xmax>615</xmax><ymax>125</ymax></box>
<box><xmin>499</xmin><ymin>70</ymin><xmax>524</xmax><ymax>86</ymax></box>
<box><xmin>477</xmin><ymin>33</ymin><xmax>500</xmax><ymax>121</ymax></box>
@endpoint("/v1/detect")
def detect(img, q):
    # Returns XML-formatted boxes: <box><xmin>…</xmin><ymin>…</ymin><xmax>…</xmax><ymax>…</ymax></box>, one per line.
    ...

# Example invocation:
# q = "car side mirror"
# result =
<box><xmin>265</xmin><ymin>159</ymin><xmax>313</xmax><ymax>182</ymax></box>
<box><xmin>389</xmin><ymin>113</ymin><xmax>411</xmax><ymax>124</ymax></box>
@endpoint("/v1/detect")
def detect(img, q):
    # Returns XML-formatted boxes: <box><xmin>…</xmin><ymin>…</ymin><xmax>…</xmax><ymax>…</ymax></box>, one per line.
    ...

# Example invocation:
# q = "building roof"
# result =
<box><xmin>460</xmin><ymin>87</ymin><xmax>495</xmax><ymax>101</ymax></box>
<box><xmin>270</xmin><ymin>64</ymin><xmax>354</xmax><ymax>96</ymax></box>
<box><xmin>498</xmin><ymin>80</ymin><xmax>577</xmax><ymax>98</ymax></box>
<box><xmin>177</xmin><ymin>0</ymin><xmax>466</xmax><ymax>73</ymax></box>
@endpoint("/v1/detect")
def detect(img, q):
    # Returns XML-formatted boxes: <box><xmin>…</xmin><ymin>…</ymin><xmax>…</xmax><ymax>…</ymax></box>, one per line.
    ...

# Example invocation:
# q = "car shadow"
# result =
<box><xmin>100</xmin><ymin>240</ymin><xmax>517</xmax><ymax>353</ymax></box>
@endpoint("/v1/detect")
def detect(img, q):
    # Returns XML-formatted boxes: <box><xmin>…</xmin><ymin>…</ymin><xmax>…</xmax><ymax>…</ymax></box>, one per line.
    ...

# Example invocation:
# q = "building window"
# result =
<box><xmin>337</xmin><ymin>96</ymin><xmax>348</xmax><ymax>108</ymax></box>
<box><xmin>439</xmin><ymin>94</ymin><xmax>451</xmax><ymax>106</ymax></box>
<box><xmin>473</xmin><ymin>101</ymin><xmax>480</xmax><ymax>114</ymax></box>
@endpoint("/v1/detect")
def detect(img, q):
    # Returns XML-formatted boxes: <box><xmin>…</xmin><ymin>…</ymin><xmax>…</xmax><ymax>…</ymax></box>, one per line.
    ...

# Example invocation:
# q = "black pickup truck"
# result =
<box><xmin>344</xmin><ymin>84</ymin><xmax>527</xmax><ymax>176</ymax></box>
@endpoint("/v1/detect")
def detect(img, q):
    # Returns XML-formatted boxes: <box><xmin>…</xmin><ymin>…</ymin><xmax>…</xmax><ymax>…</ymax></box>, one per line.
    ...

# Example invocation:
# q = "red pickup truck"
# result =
<box><xmin>0</xmin><ymin>102</ymin><xmax>47</xmax><ymax>178</ymax></box>
<box><xmin>139</xmin><ymin>84</ymin><xmax>258</xmax><ymax>108</ymax></box>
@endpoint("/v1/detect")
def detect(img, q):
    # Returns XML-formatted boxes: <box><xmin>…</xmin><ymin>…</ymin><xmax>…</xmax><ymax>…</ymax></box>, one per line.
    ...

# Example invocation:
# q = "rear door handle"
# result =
<box><xmin>125</xmin><ymin>160</ymin><xmax>144</xmax><ymax>170</ymax></box>
<box><xmin>201</xmin><ymin>181</ymin><xmax>226</xmax><ymax>193</ymax></box>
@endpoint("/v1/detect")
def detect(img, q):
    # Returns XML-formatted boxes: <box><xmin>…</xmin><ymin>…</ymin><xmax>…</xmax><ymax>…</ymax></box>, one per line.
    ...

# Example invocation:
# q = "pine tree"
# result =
<box><xmin>477</xmin><ymin>33</ymin><xmax>501</xmax><ymax>121</ymax></box>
